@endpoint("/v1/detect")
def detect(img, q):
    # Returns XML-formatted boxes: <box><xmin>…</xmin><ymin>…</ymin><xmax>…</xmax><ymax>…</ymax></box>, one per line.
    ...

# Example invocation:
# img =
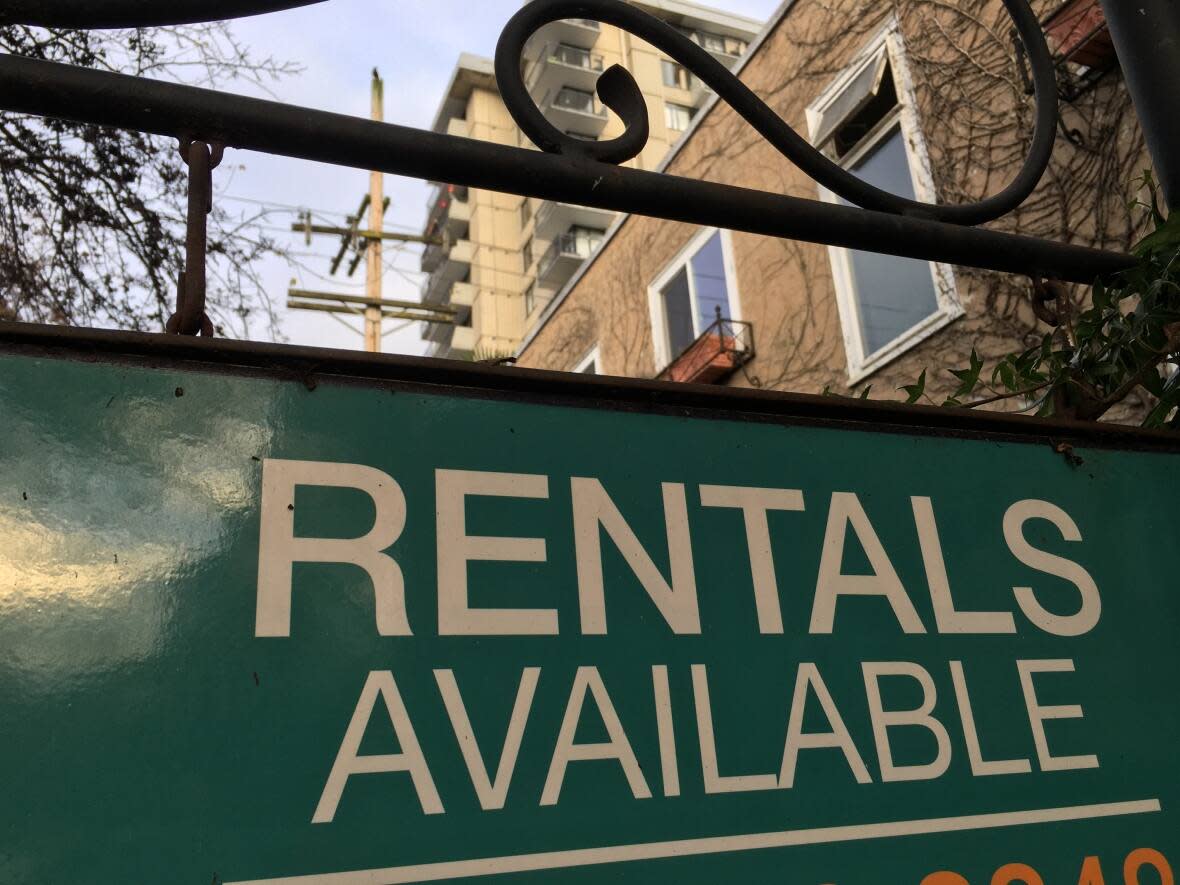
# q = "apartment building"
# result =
<box><xmin>514</xmin><ymin>0</ymin><xmax>1150</xmax><ymax>413</ymax></box>
<box><xmin>419</xmin><ymin>1</ymin><xmax>764</xmax><ymax>359</ymax></box>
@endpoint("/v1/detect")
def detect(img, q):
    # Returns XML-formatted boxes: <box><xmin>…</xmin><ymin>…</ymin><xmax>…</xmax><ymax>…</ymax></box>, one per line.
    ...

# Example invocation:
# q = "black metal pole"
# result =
<box><xmin>0</xmin><ymin>53</ymin><xmax>1134</xmax><ymax>284</ymax></box>
<box><xmin>1100</xmin><ymin>0</ymin><xmax>1180</xmax><ymax>211</ymax></box>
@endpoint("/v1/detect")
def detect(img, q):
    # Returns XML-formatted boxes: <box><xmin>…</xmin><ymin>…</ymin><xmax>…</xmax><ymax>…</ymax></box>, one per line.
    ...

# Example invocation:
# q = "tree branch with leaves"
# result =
<box><xmin>900</xmin><ymin>174</ymin><xmax>1180</xmax><ymax>428</ymax></box>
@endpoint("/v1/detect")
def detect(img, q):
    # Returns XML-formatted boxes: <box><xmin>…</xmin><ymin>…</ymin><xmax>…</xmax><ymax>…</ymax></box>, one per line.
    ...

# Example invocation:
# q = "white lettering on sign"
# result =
<box><xmin>436</xmin><ymin>469</ymin><xmax>555</xmax><ymax>636</ymax></box>
<box><xmin>863</xmin><ymin>662</ymin><xmax>952</xmax><ymax>784</ymax></box>
<box><xmin>250</xmin><ymin>460</ymin><xmax>1108</xmax><ymax>823</ymax></box>
<box><xmin>256</xmin><ymin>459</ymin><xmax>410</xmax><ymax>637</ymax></box>
<box><xmin>541</xmin><ymin>666</ymin><xmax>651</xmax><ymax>806</ymax></box>
<box><xmin>1004</xmin><ymin>501</ymin><xmax>1102</xmax><ymax>637</ymax></box>
<box><xmin>810</xmin><ymin>493</ymin><xmax>927</xmax><ymax>635</ymax></box>
<box><xmin>313</xmin><ymin>670</ymin><xmax>443</xmax><ymax>823</ymax></box>
<box><xmin>698</xmin><ymin>485</ymin><xmax>806</xmax><ymax>634</ymax></box>
<box><xmin>572</xmin><ymin>478</ymin><xmax>701</xmax><ymax>635</ymax></box>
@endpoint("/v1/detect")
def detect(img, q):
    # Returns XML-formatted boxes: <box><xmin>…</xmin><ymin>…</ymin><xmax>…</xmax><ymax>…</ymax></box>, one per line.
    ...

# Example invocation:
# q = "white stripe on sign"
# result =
<box><xmin>226</xmin><ymin>799</ymin><xmax>1162</xmax><ymax>885</ymax></box>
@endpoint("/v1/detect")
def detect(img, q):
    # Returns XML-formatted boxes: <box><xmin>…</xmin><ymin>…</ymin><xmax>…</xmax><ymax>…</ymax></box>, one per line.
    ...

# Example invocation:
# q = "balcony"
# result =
<box><xmin>537</xmin><ymin>229</ymin><xmax>603</xmax><ymax>287</ymax></box>
<box><xmin>1045</xmin><ymin>0</ymin><xmax>1114</xmax><ymax>68</ymax></box>
<box><xmin>1016</xmin><ymin>0</ymin><xmax>1116</xmax><ymax>103</ymax></box>
<box><xmin>684</xmin><ymin>29</ymin><xmax>748</xmax><ymax>66</ymax></box>
<box><xmin>450</xmin><ymin>325</ymin><xmax>477</xmax><ymax>355</ymax></box>
<box><xmin>423</xmin><ymin>184</ymin><xmax>470</xmax><ymax>246</ymax></box>
<box><xmin>533</xmin><ymin>201</ymin><xmax>614</xmax><ymax>241</ymax></box>
<box><xmin>529</xmin><ymin>44</ymin><xmax>605</xmax><ymax>99</ymax></box>
<box><xmin>657</xmin><ymin>314</ymin><xmax>754</xmax><ymax>385</ymax></box>
<box><xmin>449</xmin><ymin>281</ymin><xmax>477</xmax><ymax>309</ymax></box>
<box><xmin>422</xmin><ymin>238</ymin><xmax>475</xmax><ymax>304</ymax></box>
<box><xmin>530</xmin><ymin>18</ymin><xmax>600</xmax><ymax>51</ymax></box>
<box><xmin>542</xmin><ymin>87</ymin><xmax>608</xmax><ymax>138</ymax></box>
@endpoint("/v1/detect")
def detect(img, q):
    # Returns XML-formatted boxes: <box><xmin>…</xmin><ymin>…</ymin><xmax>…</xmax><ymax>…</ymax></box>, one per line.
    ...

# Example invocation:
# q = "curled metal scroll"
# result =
<box><xmin>496</xmin><ymin>0</ymin><xmax>1059</xmax><ymax>226</ymax></box>
<box><xmin>2</xmin><ymin>0</ymin><xmax>325</xmax><ymax>28</ymax></box>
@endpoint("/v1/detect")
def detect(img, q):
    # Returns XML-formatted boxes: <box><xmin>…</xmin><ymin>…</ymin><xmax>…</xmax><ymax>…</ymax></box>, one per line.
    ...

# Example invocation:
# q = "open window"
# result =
<box><xmin>807</xmin><ymin>22</ymin><xmax>961</xmax><ymax>383</ymax></box>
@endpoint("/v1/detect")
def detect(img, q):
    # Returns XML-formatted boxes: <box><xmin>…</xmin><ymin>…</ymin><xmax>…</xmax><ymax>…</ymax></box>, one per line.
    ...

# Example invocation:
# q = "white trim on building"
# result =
<box><xmin>806</xmin><ymin>18</ymin><xmax>961</xmax><ymax>384</ymax></box>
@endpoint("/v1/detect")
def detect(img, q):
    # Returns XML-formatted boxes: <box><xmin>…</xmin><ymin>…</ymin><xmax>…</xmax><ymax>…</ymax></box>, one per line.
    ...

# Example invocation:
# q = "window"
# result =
<box><xmin>553</xmin><ymin>87</ymin><xmax>596</xmax><ymax>115</ymax></box>
<box><xmin>550</xmin><ymin>43</ymin><xmax>601</xmax><ymax>72</ymax></box>
<box><xmin>807</xmin><ymin>23</ymin><xmax>960</xmax><ymax>381</ymax></box>
<box><xmin>523</xmin><ymin>235</ymin><xmax>538</xmax><ymax>273</ymax></box>
<box><xmin>575</xmin><ymin>346</ymin><xmax>600</xmax><ymax>374</ymax></box>
<box><xmin>566</xmin><ymin>225</ymin><xmax>604</xmax><ymax>258</ymax></box>
<box><xmin>689</xmin><ymin>30</ymin><xmax>747</xmax><ymax>57</ymax></box>
<box><xmin>648</xmin><ymin>229</ymin><xmax>740</xmax><ymax>366</ymax></box>
<box><xmin>520</xmin><ymin>198</ymin><xmax>532</xmax><ymax>230</ymax></box>
<box><xmin>662</xmin><ymin>59</ymin><xmax>692</xmax><ymax>90</ymax></box>
<box><xmin>524</xmin><ymin>282</ymin><xmax>537</xmax><ymax>318</ymax></box>
<box><xmin>665</xmin><ymin>102</ymin><xmax>693</xmax><ymax>132</ymax></box>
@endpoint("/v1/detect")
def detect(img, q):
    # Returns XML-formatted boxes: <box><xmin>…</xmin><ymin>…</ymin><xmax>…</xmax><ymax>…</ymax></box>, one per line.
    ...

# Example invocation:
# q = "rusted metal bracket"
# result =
<box><xmin>166</xmin><ymin>139</ymin><xmax>223</xmax><ymax>337</ymax></box>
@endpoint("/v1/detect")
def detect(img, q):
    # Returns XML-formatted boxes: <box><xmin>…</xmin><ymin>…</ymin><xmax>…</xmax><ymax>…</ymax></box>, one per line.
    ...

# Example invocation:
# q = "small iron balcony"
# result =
<box><xmin>658</xmin><ymin>312</ymin><xmax>755</xmax><ymax>385</ymax></box>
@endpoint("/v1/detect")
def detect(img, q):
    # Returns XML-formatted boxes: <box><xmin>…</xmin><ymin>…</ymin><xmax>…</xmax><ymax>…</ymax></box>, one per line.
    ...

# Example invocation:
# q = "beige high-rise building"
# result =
<box><xmin>419</xmin><ymin>2</ymin><xmax>764</xmax><ymax>359</ymax></box>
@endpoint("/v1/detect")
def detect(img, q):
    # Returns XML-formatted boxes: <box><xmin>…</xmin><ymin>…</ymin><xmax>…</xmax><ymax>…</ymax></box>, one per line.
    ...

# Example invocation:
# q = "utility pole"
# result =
<box><xmin>291</xmin><ymin>69</ymin><xmax>447</xmax><ymax>352</ymax></box>
<box><xmin>1099</xmin><ymin>0</ymin><xmax>1180</xmax><ymax>210</ymax></box>
<box><xmin>363</xmin><ymin>68</ymin><xmax>384</xmax><ymax>352</ymax></box>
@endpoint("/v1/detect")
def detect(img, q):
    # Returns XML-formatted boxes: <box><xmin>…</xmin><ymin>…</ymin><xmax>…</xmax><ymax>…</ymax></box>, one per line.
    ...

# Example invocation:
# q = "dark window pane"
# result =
<box><xmin>691</xmin><ymin>231</ymin><xmax>730</xmax><ymax>330</ymax></box>
<box><xmin>662</xmin><ymin>267</ymin><xmax>695</xmax><ymax>356</ymax></box>
<box><xmin>839</xmin><ymin>128</ymin><xmax>939</xmax><ymax>355</ymax></box>
<box><xmin>831</xmin><ymin>60</ymin><xmax>898</xmax><ymax>160</ymax></box>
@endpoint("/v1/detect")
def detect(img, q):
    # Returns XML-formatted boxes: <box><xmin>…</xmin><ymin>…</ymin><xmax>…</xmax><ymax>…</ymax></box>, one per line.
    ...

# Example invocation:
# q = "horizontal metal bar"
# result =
<box><xmin>1</xmin><ymin>0</ymin><xmax>325</xmax><ymax>28</ymax></box>
<box><xmin>287</xmin><ymin>301</ymin><xmax>457</xmax><ymax>324</ymax></box>
<box><xmin>4</xmin><ymin>321</ymin><xmax>1178</xmax><ymax>452</ymax></box>
<box><xmin>0</xmin><ymin>54</ymin><xmax>1135</xmax><ymax>283</ymax></box>
<box><xmin>288</xmin><ymin>289</ymin><xmax>458</xmax><ymax>314</ymax></box>
<box><xmin>294</xmin><ymin>223</ymin><xmax>443</xmax><ymax>246</ymax></box>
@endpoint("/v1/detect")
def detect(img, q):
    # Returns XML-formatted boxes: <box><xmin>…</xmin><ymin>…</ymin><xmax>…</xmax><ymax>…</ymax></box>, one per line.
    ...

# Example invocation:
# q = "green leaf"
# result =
<box><xmin>1092</xmin><ymin>278</ymin><xmax>1112</xmax><ymax>312</ymax></box>
<box><xmin>950</xmin><ymin>347</ymin><xmax>985</xmax><ymax>398</ymax></box>
<box><xmin>1134</xmin><ymin>213</ymin><xmax>1180</xmax><ymax>258</ymax></box>
<box><xmin>899</xmin><ymin>369</ymin><xmax>927</xmax><ymax>405</ymax></box>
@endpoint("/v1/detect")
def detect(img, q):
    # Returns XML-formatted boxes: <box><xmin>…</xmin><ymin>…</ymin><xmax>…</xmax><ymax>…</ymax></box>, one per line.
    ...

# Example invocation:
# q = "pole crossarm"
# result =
<box><xmin>286</xmin><ymin>299</ymin><xmax>458</xmax><ymax>325</ymax></box>
<box><xmin>287</xmin><ymin>288</ymin><xmax>458</xmax><ymax>315</ymax></box>
<box><xmin>292</xmin><ymin>223</ymin><xmax>443</xmax><ymax>246</ymax></box>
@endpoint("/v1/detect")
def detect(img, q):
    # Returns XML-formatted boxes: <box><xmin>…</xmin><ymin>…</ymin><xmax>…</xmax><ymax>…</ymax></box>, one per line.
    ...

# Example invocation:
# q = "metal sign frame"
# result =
<box><xmin>3</xmin><ymin>322</ymin><xmax>1177</xmax><ymax>454</ymax></box>
<box><xmin>0</xmin><ymin>0</ymin><xmax>1141</xmax><ymax>335</ymax></box>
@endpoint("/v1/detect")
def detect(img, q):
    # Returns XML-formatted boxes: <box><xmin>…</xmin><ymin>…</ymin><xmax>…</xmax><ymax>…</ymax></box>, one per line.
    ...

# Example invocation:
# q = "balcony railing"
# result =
<box><xmin>423</xmin><ymin>183</ymin><xmax>469</xmax><ymax>244</ymax></box>
<box><xmin>547</xmin><ymin>44</ymin><xmax>604</xmax><ymax>74</ymax></box>
<box><xmin>658</xmin><ymin>311</ymin><xmax>754</xmax><ymax>385</ymax></box>
<box><xmin>683</xmin><ymin>29</ymin><xmax>748</xmax><ymax>61</ymax></box>
<box><xmin>538</xmin><ymin>230</ymin><xmax>598</xmax><ymax>280</ymax></box>
<box><xmin>551</xmin><ymin>87</ymin><xmax>604</xmax><ymax>117</ymax></box>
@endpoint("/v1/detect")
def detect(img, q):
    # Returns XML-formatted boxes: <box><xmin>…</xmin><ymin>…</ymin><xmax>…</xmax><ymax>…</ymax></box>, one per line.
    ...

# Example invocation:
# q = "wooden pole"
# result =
<box><xmin>364</xmin><ymin>69</ymin><xmax>384</xmax><ymax>352</ymax></box>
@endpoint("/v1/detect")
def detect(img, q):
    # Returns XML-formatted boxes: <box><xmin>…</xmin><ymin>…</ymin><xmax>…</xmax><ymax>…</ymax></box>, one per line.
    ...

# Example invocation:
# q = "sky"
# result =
<box><xmin>217</xmin><ymin>0</ymin><xmax>782</xmax><ymax>355</ymax></box>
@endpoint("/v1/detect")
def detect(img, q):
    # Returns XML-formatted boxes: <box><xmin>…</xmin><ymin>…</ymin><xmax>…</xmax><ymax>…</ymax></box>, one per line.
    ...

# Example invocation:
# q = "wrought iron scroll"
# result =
<box><xmin>497</xmin><ymin>0</ymin><xmax>1057</xmax><ymax>226</ymax></box>
<box><xmin>0</xmin><ymin>0</ymin><xmax>1138</xmax><ymax>331</ymax></box>
<box><xmin>0</xmin><ymin>0</ymin><xmax>325</xmax><ymax>29</ymax></box>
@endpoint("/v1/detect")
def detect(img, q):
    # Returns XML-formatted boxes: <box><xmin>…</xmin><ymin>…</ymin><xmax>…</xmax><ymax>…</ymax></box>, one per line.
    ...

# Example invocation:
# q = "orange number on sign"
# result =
<box><xmin>1124</xmin><ymin>849</ymin><xmax>1174</xmax><ymax>885</ymax></box>
<box><xmin>922</xmin><ymin>874</ymin><xmax>970</xmax><ymax>885</ymax></box>
<box><xmin>993</xmin><ymin>864</ymin><xmax>1044</xmax><ymax>885</ymax></box>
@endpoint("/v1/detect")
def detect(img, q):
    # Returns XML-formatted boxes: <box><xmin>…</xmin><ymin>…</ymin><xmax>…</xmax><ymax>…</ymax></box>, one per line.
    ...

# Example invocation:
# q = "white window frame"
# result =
<box><xmin>806</xmin><ymin>18</ymin><xmax>962</xmax><ymax>385</ymax></box>
<box><xmin>647</xmin><ymin>227</ymin><xmax>743</xmax><ymax>372</ymax></box>
<box><xmin>574</xmin><ymin>345</ymin><xmax>600</xmax><ymax>374</ymax></box>
<box><xmin>664</xmin><ymin>101</ymin><xmax>693</xmax><ymax>132</ymax></box>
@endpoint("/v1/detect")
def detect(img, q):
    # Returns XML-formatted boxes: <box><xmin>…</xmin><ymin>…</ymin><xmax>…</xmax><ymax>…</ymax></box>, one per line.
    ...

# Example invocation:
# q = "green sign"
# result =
<box><xmin>1</xmin><ymin>334</ymin><xmax>1177</xmax><ymax>885</ymax></box>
